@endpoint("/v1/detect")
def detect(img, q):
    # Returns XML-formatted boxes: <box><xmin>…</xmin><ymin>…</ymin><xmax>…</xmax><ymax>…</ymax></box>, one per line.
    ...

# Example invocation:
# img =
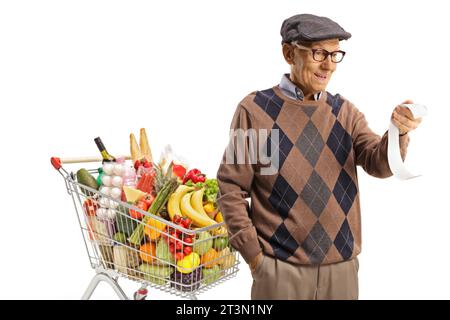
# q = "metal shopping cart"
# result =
<box><xmin>51</xmin><ymin>156</ymin><xmax>240</xmax><ymax>300</ymax></box>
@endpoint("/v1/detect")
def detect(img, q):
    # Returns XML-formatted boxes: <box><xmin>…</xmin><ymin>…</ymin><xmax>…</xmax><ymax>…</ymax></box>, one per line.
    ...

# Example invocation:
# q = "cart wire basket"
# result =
<box><xmin>51</xmin><ymin>156</ymin><xmax>240</xmax><ymax>300</ymax></box>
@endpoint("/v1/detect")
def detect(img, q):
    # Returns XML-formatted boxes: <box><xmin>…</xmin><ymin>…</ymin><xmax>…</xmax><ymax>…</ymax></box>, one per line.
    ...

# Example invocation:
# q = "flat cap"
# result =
<box><xmin>280</xmin><ymin>13</ymin><xmax>351</xmax><ymax>43</ymax></box>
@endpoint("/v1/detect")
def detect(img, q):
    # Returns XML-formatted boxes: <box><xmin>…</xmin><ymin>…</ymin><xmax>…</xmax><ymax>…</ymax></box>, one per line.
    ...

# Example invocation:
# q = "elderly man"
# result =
<box><xmin>216</xmin><ymin>13</ymin><xmax>422</xmax><ymax>300</ymax></box>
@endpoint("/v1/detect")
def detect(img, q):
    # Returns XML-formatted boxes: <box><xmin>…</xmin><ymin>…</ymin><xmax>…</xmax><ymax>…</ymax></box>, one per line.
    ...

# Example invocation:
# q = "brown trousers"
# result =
<box><xmin>251</xmin><ymin>255</ymin><xmax>359</xmax><ymax>300</ymax></box>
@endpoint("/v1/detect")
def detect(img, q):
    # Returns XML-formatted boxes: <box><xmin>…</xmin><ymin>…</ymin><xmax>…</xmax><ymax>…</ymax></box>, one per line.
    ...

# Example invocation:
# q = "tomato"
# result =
<box><xmin>142</xmin><ymin>194</ymin><xmax>155</xmax><ymax>207</ymax></box>
<box><xmin>83</xmin><ymin>199</ymin><xmax>98</xmax><ymax>216</ymax></box>
<box><xmin>129</xmin><ymin>201</ymin><xmax>148</xmax><ymax>220</ymax></box>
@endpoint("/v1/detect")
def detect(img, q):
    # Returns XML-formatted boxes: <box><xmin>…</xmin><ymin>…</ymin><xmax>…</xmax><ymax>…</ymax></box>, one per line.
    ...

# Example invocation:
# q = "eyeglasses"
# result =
<box><xmin>292</xmin><ymin>42</ymin><xmax>346</xmax><ymax>63</ymax></box>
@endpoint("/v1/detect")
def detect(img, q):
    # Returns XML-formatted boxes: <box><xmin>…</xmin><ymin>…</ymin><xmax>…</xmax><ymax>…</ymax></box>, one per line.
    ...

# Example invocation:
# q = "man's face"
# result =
<box><xmin>284</xmin><ymin>38</ymin><xmax>341</xmax><ymax>97</ymax></box>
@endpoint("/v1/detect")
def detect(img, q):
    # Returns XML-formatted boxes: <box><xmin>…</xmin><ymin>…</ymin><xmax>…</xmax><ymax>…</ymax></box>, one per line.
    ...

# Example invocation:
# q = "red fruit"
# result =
<box><xmin>173</xmin><ymin>215</ymin><xmax>181</xmax><ymax>224</ymax></box>
<box><xmin>175</xmin><ymin>252</ymin><xmax>185</xmax><ymax>261</ymax></box>
<box><xmin>143</xmin><ymin>161</ymin><xmax>152</xmax><ymax>169</ymax></box>
<box><xmin>183</xmin><ymin>218</ymin><xmax>192</xmax><ymax>228</ymax></box>
<box><xmin>172</xmin><ymin>163</ymin><xmax>187</xmax><ymax>179</ymax></box>
<box><xmin>183</xmin><ymin>246</ymin><xmax>192</xmax><ymax>255</ymax></box>
<box><xmin>142</xmin><ymin>194</ymin><xmax>155</xmax><ymax>207</ymax></box>
<box><xmin>176</xmin><ymin>241</ymin><xmax>183</xmax><ymax>251</ymax></box>
<box><xmin>184</xmin><ymin>237</ymin><xmax>193</xmax><ymax>244</ymax></box>
<box><xmin>169</xmin><ymin>243</ymin><xmax>175</xmax><ymax>254</ymax></box>
<box><xmin>175</xmin><ymin>229</ymin><xmax>182</xmax><ymax>236</ymax></box>
<box><xmin>134</xmin><ymin>160</ymin><xmax>141</xmax><ymax>170</ymax></box>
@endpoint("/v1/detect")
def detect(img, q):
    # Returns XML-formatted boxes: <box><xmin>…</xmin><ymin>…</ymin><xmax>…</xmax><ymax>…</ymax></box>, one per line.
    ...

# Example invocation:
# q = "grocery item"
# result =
<box><xmin>94</xmin><ymin>137</ymin><xmax>116</xmax><ymax>163</ymax></box>
<box><xmin>139</xmin><ymin>128</ymin><xmax>153</xmax><ymax>163</ymax></box>
<box><xmin>180</xmin><ymin>192</ymin><xmax>217</xmax><ymax>228</ymax></box>
<box><xmin>115</xmin><ymin>207</ymin><xmax>137</xmax><ymax>237</ymax></box>
<box><xmin>113</xmin><ymin>232</ymin><xmax>127</xmax><ymax>244</ymax></box>
<box><xmin>176</xmin><ymin>252</ymin><xmax>200</xmax><ymax>274</ymax></box>
<box><xmin>170</xmin><ymin>268</ymin><xmax>202</xmax><ymax>292</ymax></box>
<box><xmin>128</xmin><ymin>177</ymin><xmax>179</xmax><ymax>246</ymax></box>
<box><xmin>200</xmin><ymin>248</ymin><xmax>219</xmax><ymax>268</ymax></box>
<box><xmin>201</xmin><ymin>265</ymin><xmax>221</xmax><ymax>285</ymax></box>
<box><xmin>123</xmin><ymin>186</ymin><xmax>146</xmax><ymax>203</ymax></box>
<box><xmin>192</xmin><ymin>231</ymin><xmax>213</xmax><ymax>255</ymax></box>
<box><xmin>98</xmin><ymin>244</ymin><xmax>114</xmax><ymax>269</ymax></box>
<box><xmin>190</xmin><ymin>188</ymin><xmax>209</xmax><ymax>217</ymax></box>
<box><xmin>167</xmin><ymin>185</ymin><xmax>195</xmax><ymax>221</ymax></box>
<box><xmin>143</xmin><ymin>216</ymin><xmax>166</xmax><ymax>240</ymax></box>
<box><xmin>217</xmin><ymin>247</ymin><xmax>236</xmax><ymax>270</ymax></box>
<box><xmin>76</xmin><ymin>169</ymin><xmax>98</xmax><ymax>195</ymax></box>
<box><xmin>113</xmin><ymin>246</ymin><xmax>128</xmax><ymax>274</ymax></box>
<box><xmin>139</xmin><ymin>242</ymin><xmax>157</xmax><ymax>263</ymax></box>
<box><xmin>155</xmin><ymin>239</ymin><xmax>175</xmax><ymax>265</ymax></box>
<box><xmin>213</xmin><ymin>236</ymin><xmax>229</xmax><ymax>251</ymax></box>
<box><xmin>83</xmin><ymin>198</ymin><xmax>98</xmax><ymax>216</ymax></box>
<box><xmin>138</xmin><ymin>264</ymin><xmax>173</xmax><ymax>285</ymax></box>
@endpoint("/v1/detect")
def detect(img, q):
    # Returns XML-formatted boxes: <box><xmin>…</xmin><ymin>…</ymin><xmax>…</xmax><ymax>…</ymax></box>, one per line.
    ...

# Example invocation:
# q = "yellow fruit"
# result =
<box><xmin>167</xmin><ymin>185</ymin><xmax>194</xmax><ymax>221</ymax></box>
<box><xmin>203</xmin><ymin>202</ymin><xmax>217</xmax><ymax>220</ymax></box>
<box><xmin>217</xmin><ymin>247</ymin><xmax>236</xmax><ymax>269</ymax></box>
<box><xmin>144</xmin><ymin>217</ymin><xmax>166</xmax><ymax>240</ymax></box>
<box><xmin>215</xmin><ymin>212</ymin><xmax>224</xmax><ymax>223</ymax></box>
<box><xmin>180</xmin><ymin>193</ymin><xmax>217</xmax><ymax>228</ymax></box>
<box><xmin>191</xmin><ymin>188</ymin><xmax>210</xmax><ymax>218</ymax></box>
<box><xmin>201</xmin><ymin>248</ymin><xmax>219</xmax><ymax>268</ymax></box>
<box><xmin>211</xmin><ymin>226</ymin><xmax>228</xmax><ymax>236</ymax></box>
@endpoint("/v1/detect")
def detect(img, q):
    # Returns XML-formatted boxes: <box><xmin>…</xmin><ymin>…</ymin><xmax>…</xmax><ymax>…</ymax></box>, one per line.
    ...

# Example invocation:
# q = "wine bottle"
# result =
<box><xmin>94</xmin><ymin>137</ymin><xmax>116</xmax><ymax>163</ymax></box>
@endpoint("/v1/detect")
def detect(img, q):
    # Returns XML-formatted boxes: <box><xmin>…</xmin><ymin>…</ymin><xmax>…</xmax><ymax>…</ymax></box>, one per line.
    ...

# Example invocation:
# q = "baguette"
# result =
<box><xmin>130</xmin><ymin>133</ymin><xmax>141</xmax><ymax>162</ymax></box>
<box><xmin>139</xmin><ymin>128</ymin><xmax>153</xmax><ymax>163</ymax></box>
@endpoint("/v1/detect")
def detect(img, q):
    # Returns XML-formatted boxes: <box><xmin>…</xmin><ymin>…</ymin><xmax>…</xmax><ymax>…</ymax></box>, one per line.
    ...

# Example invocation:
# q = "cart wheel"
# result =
<box><xmin>134</xmin><ymin>288</ymin><xmax>148</xmax><ymax>300</ymax></box>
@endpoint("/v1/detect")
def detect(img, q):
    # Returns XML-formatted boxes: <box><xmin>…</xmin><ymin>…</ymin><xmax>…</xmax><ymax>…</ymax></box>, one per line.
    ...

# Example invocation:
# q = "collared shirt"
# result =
<box><xmin>279</xmin><ymin>74</ymin><xmax>322</xmax><ymax>101</ymax></box>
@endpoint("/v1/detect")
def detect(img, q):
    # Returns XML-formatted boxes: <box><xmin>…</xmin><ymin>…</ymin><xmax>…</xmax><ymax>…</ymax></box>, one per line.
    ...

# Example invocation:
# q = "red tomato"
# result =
<box><xmin>142</xmin><ymin>194</ymin><xmax>155</xmax><ymax>207</ymax></box>
<box><xmin>129</xmin><ymin>201</ymin><xmax>148</xmax><ymax>220</ymax></box>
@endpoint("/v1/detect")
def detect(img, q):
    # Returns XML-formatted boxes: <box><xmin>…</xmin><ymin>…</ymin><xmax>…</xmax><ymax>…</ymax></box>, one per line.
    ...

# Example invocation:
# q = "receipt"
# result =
<box><xmin>387</xmin><ymin>104</ymin><xmax>428</xmax><ymax>180</ymax></box>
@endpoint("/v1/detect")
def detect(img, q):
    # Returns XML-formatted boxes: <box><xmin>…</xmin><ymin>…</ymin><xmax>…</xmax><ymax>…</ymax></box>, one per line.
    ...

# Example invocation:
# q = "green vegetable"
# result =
<box><xmin>115</xmin><ymin>205</ymin><xmax>137</xmax><ymax>237</ymax></box>
<box><xmin>156</xmin><ymin>239</ymin><xmax>175</xmax><ymax>265</ymax></box>
<box><xmin>128</xmin><ymin>178</ymin><xmax>179</xmax><ymax>246</ymax></box>
<box><xmin>202</xmin><ymin>265</ymin><xmax>221</xmax><ymax>285</ymax></box>
<box><xmin>139</xmin><ymin>264</ymin><xmax>173</xmax><ymax>285</ymax></box>
<box><xmin>193</xmin><ymin>231</ymin><xmax>213</xmax><ymax>255</ymax></box>
<box><xmin>185</xmin><ymin>180</ymin><xmax>205</xmax><ymax>188</ymax></box>
<box><xmin>113</xmin><ymin>232</ymin><xmax>127</xmax><ymax>244</ymax></box>
<box><xmin>76</xmin><ymin>168</ymin><xmax>99</xmax><ymax>196</ymax></box>
<box><xmin>204</xmin><ymin>179</ymin><xmax>219</xmax><ymax>203</ymax></box>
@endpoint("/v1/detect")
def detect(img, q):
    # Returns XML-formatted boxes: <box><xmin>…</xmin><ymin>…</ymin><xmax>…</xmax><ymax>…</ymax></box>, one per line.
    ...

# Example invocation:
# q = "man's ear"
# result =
<box><xmin>282</xmin><ymin>43</ymin><xmax>295</xmax><ymax>65</ymax></box>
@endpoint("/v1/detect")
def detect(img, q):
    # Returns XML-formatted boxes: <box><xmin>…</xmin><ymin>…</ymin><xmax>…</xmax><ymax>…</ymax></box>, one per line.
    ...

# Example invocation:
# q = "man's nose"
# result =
<box><xmin>320</xmin><ymin>55</ymin><xmax>335</xmax><ymax>71</ymax></box>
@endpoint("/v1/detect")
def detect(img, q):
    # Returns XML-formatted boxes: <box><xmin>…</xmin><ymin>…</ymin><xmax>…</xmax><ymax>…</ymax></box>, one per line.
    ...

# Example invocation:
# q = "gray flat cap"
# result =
<box><xmin>280</xmin><ymin>13</ymin><xmax>351</xmax><ymax>43</ymax></box>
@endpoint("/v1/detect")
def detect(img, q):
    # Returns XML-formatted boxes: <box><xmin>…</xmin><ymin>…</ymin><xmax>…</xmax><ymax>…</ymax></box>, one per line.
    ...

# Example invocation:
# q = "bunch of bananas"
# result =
<box><xmin>168</xmin><ymin>186</ymin><xmax>218</xmax><ymax>228</ymax></box>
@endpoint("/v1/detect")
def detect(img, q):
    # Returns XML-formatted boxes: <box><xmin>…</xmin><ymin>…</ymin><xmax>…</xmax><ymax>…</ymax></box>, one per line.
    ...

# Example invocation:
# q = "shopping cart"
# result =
<box><xmin>51</xmin><ymin>156</ymin><xmax>240</xmax><ymax>300</ymax></box>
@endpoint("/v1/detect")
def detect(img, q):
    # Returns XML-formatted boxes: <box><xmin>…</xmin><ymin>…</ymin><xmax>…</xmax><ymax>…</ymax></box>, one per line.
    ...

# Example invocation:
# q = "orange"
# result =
<box><xmin>139</xmin><ymin>242</ymin><xmax>157</xmax><ymax>263</ymax></box>
<box><xmin>200</xmin><ymin>248</ymin><xmax>219</xmax><ymax>268</ymax></box>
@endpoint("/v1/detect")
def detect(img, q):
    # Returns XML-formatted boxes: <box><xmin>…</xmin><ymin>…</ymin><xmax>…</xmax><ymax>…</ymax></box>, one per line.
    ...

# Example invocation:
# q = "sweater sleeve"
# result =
<box><xmin>216</xmin><ymin>104</ymin><xmax>262</xmax><ymax>264</ymax></box>
<box><xmin>351</xmin><ymin>103</ymin><xmax>410</xmax><ymax>178</ymax></box>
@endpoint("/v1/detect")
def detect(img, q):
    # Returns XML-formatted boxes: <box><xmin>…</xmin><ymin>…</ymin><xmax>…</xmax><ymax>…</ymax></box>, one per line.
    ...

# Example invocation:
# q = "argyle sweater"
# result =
<box><xmin>216</xmin><ymin>85</ymin><xmax>410</xmax><ymax>265</ymax></box>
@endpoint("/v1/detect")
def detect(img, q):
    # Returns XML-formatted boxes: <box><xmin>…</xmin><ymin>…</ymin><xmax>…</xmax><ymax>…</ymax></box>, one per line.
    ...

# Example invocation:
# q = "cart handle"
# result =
<box><xmin>51</xmin><ymin>156</ymin><xmax>131</xmax><ymax>170</ymax></box>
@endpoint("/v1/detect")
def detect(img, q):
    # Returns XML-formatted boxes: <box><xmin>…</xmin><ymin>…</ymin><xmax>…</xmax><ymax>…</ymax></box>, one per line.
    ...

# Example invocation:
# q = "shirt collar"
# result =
<box><xmin>279</xmin><ymin>74</ymin><xmax>322</xmax><ymax>101</ymax></box>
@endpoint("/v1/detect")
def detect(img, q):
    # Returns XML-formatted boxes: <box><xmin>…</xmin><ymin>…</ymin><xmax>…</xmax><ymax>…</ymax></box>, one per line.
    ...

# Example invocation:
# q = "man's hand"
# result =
<box><xmin>391</xmin><ymin>100</ymin><xmax>423</xmax><ymax>135</ymax></box>
<box><xmin>249</xmin><ymin>252</ymin><xmax>264</xmax><ymax>273</ymax></box>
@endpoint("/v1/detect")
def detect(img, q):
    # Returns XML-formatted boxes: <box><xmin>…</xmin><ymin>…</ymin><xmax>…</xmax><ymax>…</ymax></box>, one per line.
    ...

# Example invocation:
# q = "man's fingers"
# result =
<box><xmin>395</xmin><ymin>106</ymin><xmax>414</xmax><ymax>120</ymax></box>
<box><xmin>392</xmin><ymin>118</ymin><xmax>409</xmax><ymax>134</ymax></box>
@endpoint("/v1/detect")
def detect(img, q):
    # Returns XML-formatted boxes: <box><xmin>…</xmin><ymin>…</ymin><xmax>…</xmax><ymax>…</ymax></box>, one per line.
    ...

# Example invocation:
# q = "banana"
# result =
<box><xmin>180</xmin><ymin>193</ymin><xmax>217</xmax><ymax>228</ymax></box>
<box><xmin>167</xmin><ymin>185</ymin><xmax>195</xmax><ymax>221</ymax></box>
<box><xmin>190</xmin><ymin>188</ymin><xmax>210</xmax><ymax>218</ymax></box>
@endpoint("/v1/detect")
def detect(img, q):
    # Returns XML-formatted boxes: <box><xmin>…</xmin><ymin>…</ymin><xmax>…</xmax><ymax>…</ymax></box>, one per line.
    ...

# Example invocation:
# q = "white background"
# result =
<box><xmin>0</xmin><ymin>0</ymin><xmax>448</xmax><ymax>299</ymax></box>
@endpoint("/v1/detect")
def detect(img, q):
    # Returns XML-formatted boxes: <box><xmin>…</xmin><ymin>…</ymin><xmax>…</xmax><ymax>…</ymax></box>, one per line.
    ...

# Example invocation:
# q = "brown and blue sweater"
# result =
<box><xmin>216</xmin><ymin>85</ymin><xmax>410</xmax><ymax>265</ymax></box>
